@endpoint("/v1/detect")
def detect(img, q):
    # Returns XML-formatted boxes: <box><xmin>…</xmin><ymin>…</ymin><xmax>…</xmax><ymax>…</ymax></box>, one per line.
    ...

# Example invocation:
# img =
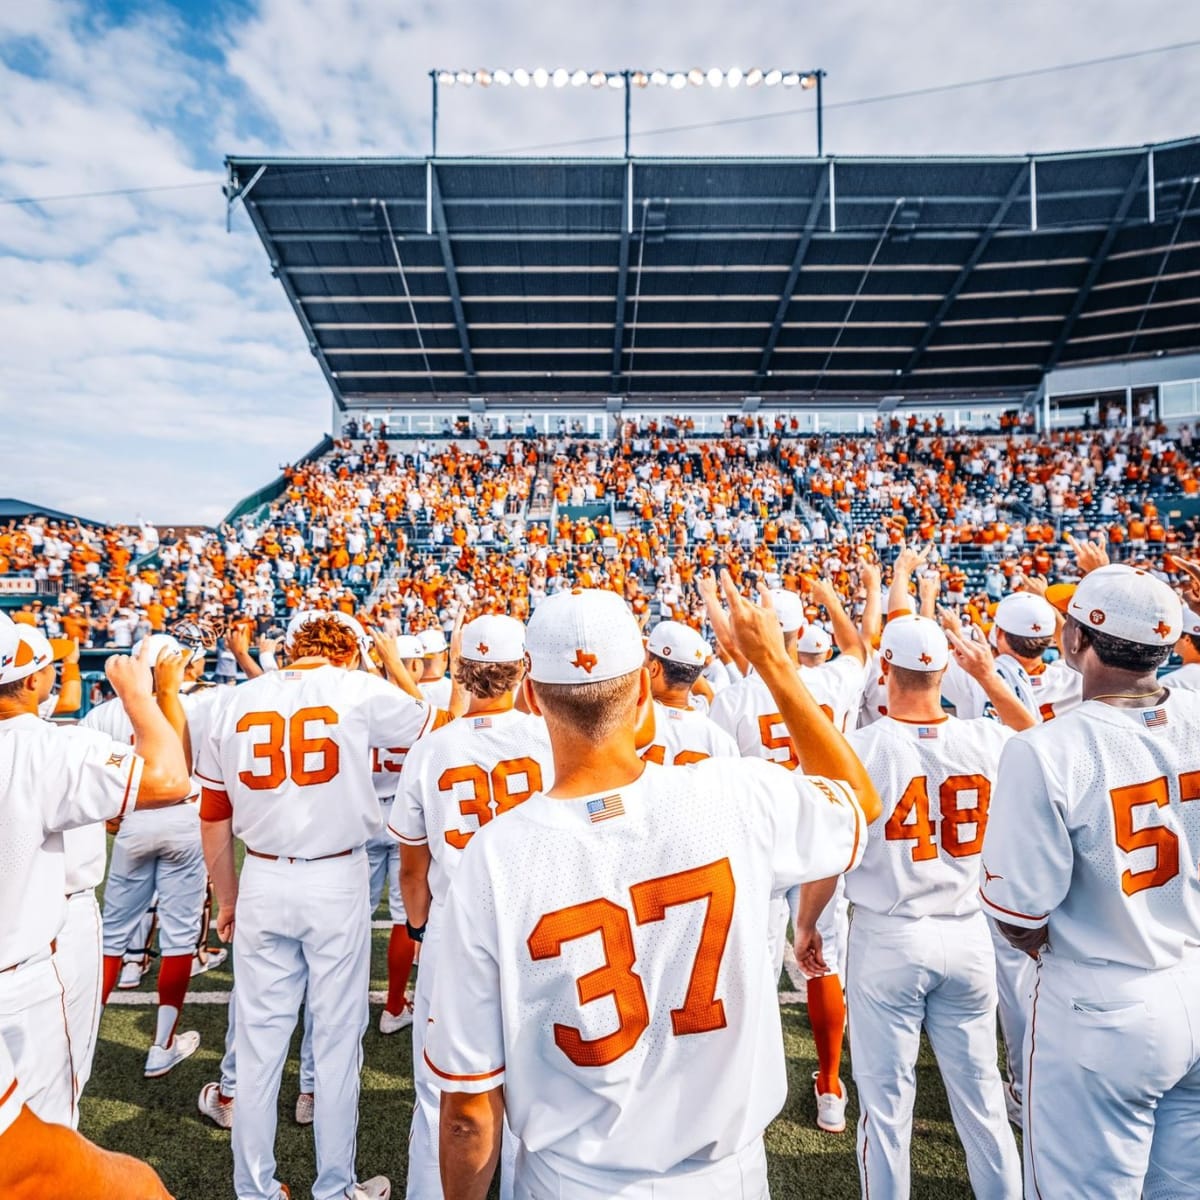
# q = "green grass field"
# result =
<box><xmin>81</xmin><ymin>929</ymin><xmax>989</xmax><ymax>1199</ymax></box>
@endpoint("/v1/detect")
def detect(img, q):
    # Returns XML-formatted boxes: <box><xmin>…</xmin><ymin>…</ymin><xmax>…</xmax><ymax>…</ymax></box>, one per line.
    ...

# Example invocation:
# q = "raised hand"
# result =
<box><xmin>152</xmin><ymin>649</ymin><xmax>187</xmax><ymax>697</ymax></box>
<box><xmin>1065</xmin><ymin>531</ymin><xmax>1109</xmax><ymax>576</ymax></box>
<box><xmin>894</xmin><ymin>542</ymin><xmax>931</xmax><ymax>577</ymax></box>
<box><xmin>944</xmin><ymin>625</ymin><xmax>995</xmax><ymax>681</ymax></box>
<box><xmin>106</xmin><ymin>638</ymin><xmax>155</xmax><ymax>702</ymax></box>
<box><xmin>719</xmin><ymin>569</ymin><xmax>788</xmax><ymax>672</ymax></box>
<box><xmin>1172</xmin><ymin>557</ymin><xmax>1200</xmax><ymax>609</ymax></box>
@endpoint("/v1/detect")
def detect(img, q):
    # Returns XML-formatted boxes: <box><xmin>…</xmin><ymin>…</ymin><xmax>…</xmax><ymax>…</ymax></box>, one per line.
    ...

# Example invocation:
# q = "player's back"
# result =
<box><xmin>393</xmin><ymin>708</ymin><xmax>554</xmax><ymax>907</ymax></box>
<box><xmin>847</xmin><ymin>715</ymin><xmax>1010</xmax><ymax>918</ymax></box>
<box><xmin>986</xmin><ymin>690</ymin><xmax>1200</xmax><ymax>969</ymax></box>
<box><xmin>197</xmin><ymin>665</ymin><xmax>429</xmax><ymax>858</ymax></box>
<box><xmin>640</xmin><ymin>701</ymin><xmax>738</xmax><ymax>766</ymax></box>
<box><xmin>427</xmin><ymin>755</ymin><xmax>863</xmax><ymax>1174</ymax></box>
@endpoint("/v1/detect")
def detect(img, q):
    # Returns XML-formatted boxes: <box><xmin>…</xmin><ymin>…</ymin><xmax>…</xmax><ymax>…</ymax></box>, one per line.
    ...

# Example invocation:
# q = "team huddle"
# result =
<box><xmin>0</xmin><ymin>540</ymin><xmax>1198</xmax><ymax>1200</ymax></box>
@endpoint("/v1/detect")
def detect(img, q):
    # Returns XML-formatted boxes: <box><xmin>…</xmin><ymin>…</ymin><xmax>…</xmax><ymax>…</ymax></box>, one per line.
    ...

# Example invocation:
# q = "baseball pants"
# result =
<box><xmin>846</xmin><ymin>908</ymin><xmax>1020</xmax><ymax>1200</ymax></box>
<box><xmin>102</xmin><ymin>808</ymin><xmax>208</xmax><ymax>957</ymax></box>
<box><xmin>232</xmin><ymin>849</ymin><xmax>371</xmax><ymax>1200</ymax></box>
<box><xmin>407</xmin><ymin>911</ymin><xmax>514</xmax><ymax>1200</ymax></box>
<box><xmin>57</xmin><ymin>889</ymin><xmax>103</xmax><ymax>1112</ymax></box>
<box><xmin>513</xmin><ymin>1135</ymin><xmax>768</xmax><ymax>1199</ymax></box>
<box><xmin>0</xmin><ymin>951</ymin><xmax>75</xmax><ymax>1126</ymax></box>
<box><xmin>367</xmin><ymin>815</ymin><xmax>406</xmax><ymax>925</ymax></box>
<box><xmin>988</xmin><ymin>916</ymin><xmax>1034</xmax><ymax>1109</ymax></box>
<box><xmin>1024</xmin><ymin>949</ymin><xmax>1200</xmax><ymax>1199</ymax></box>
<box><xmin>787</xmin><ymin>877</ymin><xmax>849</xmax><ymax>975</ymax></box>
<box><xmin>220</xmin><ymin>991</ymin><xmax>316</xmax><ymax>1098</ymax></box>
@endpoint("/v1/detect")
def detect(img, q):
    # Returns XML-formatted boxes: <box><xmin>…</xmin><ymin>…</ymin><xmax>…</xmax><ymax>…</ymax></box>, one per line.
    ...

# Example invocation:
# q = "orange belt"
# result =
<box><xmin>1</xmin><ymin>938</ymin><xmax>57</xmax><ymax>975</ymax></box>
<box><xmin>246</xmin><ymin>848</ymin><xmax>354</xmax><ymax>864</ymax></box>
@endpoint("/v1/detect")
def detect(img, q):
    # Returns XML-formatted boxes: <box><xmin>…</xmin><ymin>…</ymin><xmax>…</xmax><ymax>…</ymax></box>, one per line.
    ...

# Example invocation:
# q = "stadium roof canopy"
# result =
<box><xmin>227</xmin><ymin>136</ymin><xmax>1200</xmax><ymax>407</ymax></box>
<box><xmin>0</xmin><ymin>498</ymin><xmax>100</xmax><ymax>524</ymax></box>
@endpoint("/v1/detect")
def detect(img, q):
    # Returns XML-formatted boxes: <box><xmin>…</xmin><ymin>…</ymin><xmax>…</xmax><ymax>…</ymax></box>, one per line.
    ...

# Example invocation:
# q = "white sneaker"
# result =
<box><xmin>378</xmin><ymin>1005</ymin><xmax>414</xmax><ymax>1036</ymax></box>
<box><xmin>813</xmin><ymin>1071</ymin><xmax>848</xmax><ymax>1133</ymax></box>
<box><xmin>347</xmin><ymin>1178</ymin><xmax>391</xmax><ymax>1200</ymax></box>
<box><xmin>144</xmin><ymin>1030</ymin><xmax>200</xmax><ymax>1078</ymax></box>
<box><xmin>197</xmin><ymin>1081</ymin><xmax>234</xmax><ymax>1129</ymax></box>
<box><xmin>118</xmin><ymin>959</ymin><xmax>146</xmax><ymax>990</ymax></box>
<box><xmin>294</xmin><ymin>1092</ymin><xmax>315</xmax><ymax>1126</ymax></box>
<box><xmin>191</xmin><ymin>947</ymin><xmax>228</xmax><ymax>977</ymax></box>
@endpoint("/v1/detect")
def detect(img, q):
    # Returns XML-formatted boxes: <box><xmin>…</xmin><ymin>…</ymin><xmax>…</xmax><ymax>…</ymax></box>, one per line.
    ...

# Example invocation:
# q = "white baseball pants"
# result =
<box><xmin>231</xmin><ymin>849</ymin><xmax>372</xmax><ymax>1200</ymax></box>
<box><xmin>217</xmin><ymin>996</ymin><xmax>315</xmax><ymax>1097</ymax></box>
<box><xmin>1024</xmin><ymin>949</ymin><xmax>1200</xmax><ymax>1199</ymax></box>
<box><xmin>513</xmin><ymin>1135</ymin><xmax>768</xmax><ymax>1199</ymax></box>
<box><xmin>0</xmin><ymin>951</ymin><xmax>74</xmax><ymax>1126</ymax></box>
<box><xmin>367</xmin><ymin>800</ymin><xmax>407</xmax><ymax>925</ymax></box>
<box><xmin>987</xmin><ymin>916</ymin><xmax>1034</xmax><ymax>1109</ymax></box>
<box><xmin>846</xmin><ymin>908</ymin><xmax>1021</xmax><ymax>1200</ymax></box>
<box><xmin>57</xmin><ymin>889</ymin><xmax>103</xmax><ymax>1113</ymax></box>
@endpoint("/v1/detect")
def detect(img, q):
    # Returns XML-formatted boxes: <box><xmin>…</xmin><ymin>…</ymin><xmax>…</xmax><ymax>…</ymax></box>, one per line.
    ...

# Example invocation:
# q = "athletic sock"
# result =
<box><xmin>154</xmin><ymin>954</ymin><xmax>192</xmax><ymax>1047</ymax></box>
<box><xmin>807</xmin><ymin>973</ymin><xmax>846</xmax><ymax>1097</ymax></box>
<box><xmin>101</xmin><ymin>954</ymin><xmax>123</xmax><ymax>1004</ymax></box>
<box><xmin>385</xmin><ymin>925</ymin><xmax>418</xmax><ymax>1016</ymax></box>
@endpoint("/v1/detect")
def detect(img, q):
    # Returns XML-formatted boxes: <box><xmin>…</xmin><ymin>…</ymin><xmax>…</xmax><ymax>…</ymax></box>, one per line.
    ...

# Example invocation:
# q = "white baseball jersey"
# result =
<box><xmin>1023</xmin><ymin>659</ymin><xmax>1083</xmax><ymax>722</ymax></box>
<box><xmin>419</xmin><ymin>676</ymin><xmax>452</xmax><ymax>710</ymax></box>
<box><xmin>0</xmin><ymin>714</ymin><xmax>142</xmax><ymax>968</ymax></box>
<box><xmin>981</xmin><ymin>692</ymin><xmax>1200</xmax><ymax>969</ymax></box>
<box><xmin>709</xmin><ymin>659</ymin><xmax>865</xmax><ymax>768</ymax></box>
<box><xmin>941</xmin><ymin>655</ymin><xmax>1036</xmax><ymax>721</ymax></box>
<box><xmin>424</xmin><ymin>757</ymin><xmax>866</xmax><ymax>1174</ymax></box>
<box><xmin>641</xmin><ymin>701</ymin><xmax>738</xmax><ymax>766</ymax></box>
<box><xmin>0</xmin><ymin>1036</ymin><xmax>21</xmax><ymax>1138</ymax></box>
<box><xmin>1162</xmin><ymin>661</ymin><xmax>1200</xmax><ymax>692</ymax></box>
<box><xmin>195</xmin><ymin>664</ymin><xmax>431</xmax><ymax>857</ymax></box>
<box><xmin>857</xmin><ymin>651</ymin><xmax>890</xmax><ymax>727</ymax></box>
<box><xmin>846</xmin><ymin>715</ymin><xmax>1012</xmax><ymax>918</ymax></box>
<box><xmin>393</xmin><ymin>709</ymin><xmax>555</xmax><ymax>909</ymax></box>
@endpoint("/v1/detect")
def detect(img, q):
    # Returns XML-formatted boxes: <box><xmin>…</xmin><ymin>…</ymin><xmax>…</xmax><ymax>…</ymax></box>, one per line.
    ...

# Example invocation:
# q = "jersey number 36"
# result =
<box><xmin>528</xmin><ymin>858</ymin><xmax>735</xmax><ymax>1068</ymax></box>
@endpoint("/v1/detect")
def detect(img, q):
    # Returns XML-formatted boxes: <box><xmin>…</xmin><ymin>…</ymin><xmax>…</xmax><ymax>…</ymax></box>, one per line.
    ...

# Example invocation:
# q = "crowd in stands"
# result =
<box><xmin>2</xmin><ymin>417</ymin><xmax>1195</xmax><ymax>689</ymax></box>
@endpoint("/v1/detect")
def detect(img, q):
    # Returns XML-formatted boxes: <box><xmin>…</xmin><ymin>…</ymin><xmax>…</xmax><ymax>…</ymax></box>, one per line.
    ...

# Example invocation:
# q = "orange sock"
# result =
<box><xmin>101</xmin><ymin>955</ymin><xmax>123</xmax><ymax>1004</ymax></box>
<box><xmin>154</xmin><ymin>954</ymin><xmax>193</xmax><ymax>1047</ymax></box>
<box><xmin>385</xmin><ymin>925</ymin><xmax>417</xmax><ymax>1016</ymax></box>
<box><xmin>807</xmin><ymin>973</ymin><xmax>846</xmax><ymax>1097</ymax></box>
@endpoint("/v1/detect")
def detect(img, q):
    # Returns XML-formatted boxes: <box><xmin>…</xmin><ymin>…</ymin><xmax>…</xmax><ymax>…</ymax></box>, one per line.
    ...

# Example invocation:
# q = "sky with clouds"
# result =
<box><xmin>1</xmin><ymin>0</ymin><xmax>1198</xmax><ymax>525</ymax></box>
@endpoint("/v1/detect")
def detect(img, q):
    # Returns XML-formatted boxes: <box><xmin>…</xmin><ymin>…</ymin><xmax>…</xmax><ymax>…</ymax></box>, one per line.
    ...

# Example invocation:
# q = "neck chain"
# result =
<box><xmin>1090</xmin><ymin>687</ymin><xmax>1167</xmax><ymax>704</ymax></box>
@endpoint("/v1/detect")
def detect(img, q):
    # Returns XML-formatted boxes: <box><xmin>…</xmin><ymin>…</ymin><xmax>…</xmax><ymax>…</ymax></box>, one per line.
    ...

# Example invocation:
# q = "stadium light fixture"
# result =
<box><xmin>429</xmin><ymin>66</ymin><xmax>826</xmax><ymax>155</ymax></box>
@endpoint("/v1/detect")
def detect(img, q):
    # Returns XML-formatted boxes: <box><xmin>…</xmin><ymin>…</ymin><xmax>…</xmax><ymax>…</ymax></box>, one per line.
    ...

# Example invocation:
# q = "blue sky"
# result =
<box><xmin>1</xmin><ymin>0</ymin><xmax>1199</xmax><ymax>524</ymax></box>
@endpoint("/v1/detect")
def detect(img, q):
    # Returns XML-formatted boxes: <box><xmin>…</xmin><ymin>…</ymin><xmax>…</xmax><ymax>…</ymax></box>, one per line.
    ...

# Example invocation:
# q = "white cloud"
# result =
<box><xmin>1</xmin><ymin>0</ymin><xmax>1199</xmax><ymax>523</ymax></box>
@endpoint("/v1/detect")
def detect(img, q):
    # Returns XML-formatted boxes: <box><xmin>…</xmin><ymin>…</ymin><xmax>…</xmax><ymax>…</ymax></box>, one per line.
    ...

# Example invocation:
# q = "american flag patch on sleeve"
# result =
<box><xmin>587</xmin><ymin>794</ymin><xmax>625</xmax><ymax>823</ymax></box>
<box><xmin>472</xmin><ymin>716</ymin><xmax>492</xmax><ymax>730</ymax></box>
<box><xmin>917</xmin><ymin>726</ymin><xmax>939</xmax><ymax>740</ymax></box>
<box><xmin>1143</xmin><ymin>708</ymin><xmax>1168</xmax><ymax>729</ymax></box>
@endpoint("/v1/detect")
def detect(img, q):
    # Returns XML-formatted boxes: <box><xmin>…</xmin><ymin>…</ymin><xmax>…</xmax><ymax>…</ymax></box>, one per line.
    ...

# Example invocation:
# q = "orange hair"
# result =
<box><xmin>289</xmin><ymin>616</ymin><xmax>359</xmax><ymax>665</ymax></box>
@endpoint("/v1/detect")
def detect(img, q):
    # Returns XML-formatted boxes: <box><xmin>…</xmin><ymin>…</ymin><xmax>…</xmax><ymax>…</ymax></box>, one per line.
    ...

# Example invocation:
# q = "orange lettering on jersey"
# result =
<box><xmin>1110</xmin><ymin>775</ymin><xmax>1185</xmax><ymax>896</ymax></box>
<box><xmin>571</xmin><ymin>649</ymin><xmax>598</xmax><ymax>674</ymax></box>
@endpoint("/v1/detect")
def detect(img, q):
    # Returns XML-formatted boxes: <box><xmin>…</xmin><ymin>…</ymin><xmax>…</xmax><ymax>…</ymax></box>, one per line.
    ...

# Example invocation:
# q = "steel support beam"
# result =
<box><xmin>754</xmin><ymin>171</ymin><xmax>830</xmax><ymax>388</ymax></box>
<box><xmin>612</xmin><ymin>162</ymin><xmax>633</xmax><ymax>387</ymax></box>
<box><xmin>429</xmin><ymin>164</ymin><xmax>476</xmax><ymax>379</ymax></box>
<box><xmin>1043</xmin><ymin>157</ymin><xmax>1149</xmax><ymax>374</ymax></box>
<box><xmin>902</xmin><ymin>164</ymin><xmax>1029</xmax><ymax>378</ymax></box>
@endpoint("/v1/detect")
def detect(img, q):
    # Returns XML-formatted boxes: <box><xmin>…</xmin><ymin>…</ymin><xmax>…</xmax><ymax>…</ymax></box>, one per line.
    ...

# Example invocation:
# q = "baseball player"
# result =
<box><xmin>424</xmin><ymin>583</ymin><xmax>881</xmax><ymax>1200</ymax></box>
<box><xmin>0</xmin><ymin>627</ymin><xmax>190</xmax><ymax>1126</ymax></box>
<box><xmin>416</xmin><ymin>627</ymin><xmax>452</xmax><ymax>709</ymax></box>
<box><xmin>0</xmin><ymin>1031</ymin><xmax>173</xmax><ymax>1198</ymax></box>
<box><xmin>4</xmin><ymin>622</ymin><xmax>110</xmax><ymax>1109</ymax></box>
<box><xmin>197</xmin><ymin>614</ymin><xmax>433</xmax><ymax>1200</ymax></box>
<box><xmin>708</xmin><ymin>585</ymin><xmax>866</xmax><ymax>1131</ymax></box>
<box><xmin>806</xmin><ymin>616</ymin><xmax>1021</xmax><ymax>1198</ymax></box>
<box><xmin>393</xmin><ymin>614</ymin><xmax>554</xmax><ymax>1200</ymax></box>
<box><xmin>640</xmin><ymin>620</ymin><xmax>738</xmax><ymax>765</ymax></box>
<box><xmin>941</xmin><ymin>592</ymin><xmax>1081</xmax><ymax>723</ymax></box>
<box><xmin>981</xmin><ymin>564</ymin><xmax>1200</xmax><ymax>1198</ymax></box>
<box><xmin>1163</xmin><ymin>605</ymin><xmax>1200</xmax><ymax>690</ymax></box>
<box><xmin>86</xmin><ymin>635</ymin><xmax>209</xmax><ymax>1078</ymax></box>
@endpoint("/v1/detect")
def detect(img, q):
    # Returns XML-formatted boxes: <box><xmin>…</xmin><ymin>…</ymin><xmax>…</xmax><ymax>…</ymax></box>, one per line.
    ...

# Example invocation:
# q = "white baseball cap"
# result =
<box><xmin>1067</xmin><ymin>564</ymin><xmax>1182</xmax><ymax>647</ymax></box>
<box><xmin>769</xmin><ymin>588</ymin><xmax>806</xmax><ymax>634</ymax></box>
<box><xmin>0</xmin><ymin>624</ymin><xmax>55</xmax><ymax>685</ymax></box>
<box><xmin>418</xmin><ymin>628</ymin><xmax>449</xmax><ymax>656</ymax></box>
<box><xmin>131</xmin><ymin>633</ymin><xmax>188</xmax><ymax>665</ymax></box>
<box><xmin>526</xmin><ymin>589</ymin><xmax>644</xmax><ymax>684</ymax></box>
<box><xmin>995</xmin><ymin>593</ymin><xmax>1057</xmax><ymax>638</ymax></box>
<box><xmin>394</xmin><ymin>634</ymin><xmax>425</xmax><ymax>659</ymax></box>
<box><xmin>646</xmin><ymin>620</ymin><xmax>709</xmax><ymax>666</ymax></box>
<box><xmin>880</xmin><ymin>615</ymin><xmax>950</xmax><ymax>672</ymax></box>
<box><xmin>1183</xmin><ymin>608</ymin><xmax>1200</xmax><ymax>638</ymax></box>
<box><xmin>461</xmin><ymin>615</ymin><xmax>525</xmax><ymax>663</ymax></box>
<box><xmin>797</xmin><ymin>624</ymin><xmax>832</xmax><ymax>655</ymax></box>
